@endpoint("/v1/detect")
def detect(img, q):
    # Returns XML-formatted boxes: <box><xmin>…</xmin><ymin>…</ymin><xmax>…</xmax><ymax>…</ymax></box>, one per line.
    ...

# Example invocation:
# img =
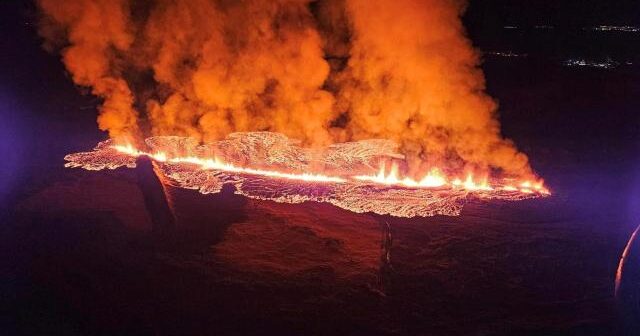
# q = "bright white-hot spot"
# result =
<box><xmin>461</xmin><ymin>174</ymin><xmax>493</xmax><ymax>191</ymax></box>
<box><xmin>353</xmin><ymin>163</ymin><xmax>447</xmax><ymax>188</ymax></box>
<box><xmin>112</xmin><ymin>144</ymin><xmax>548</xmax><ymax>194</ymax></box>
<box><xmin>114</xmin><ymin>144</ymin><xmax>347</xmax><ymax>183</ymax></box>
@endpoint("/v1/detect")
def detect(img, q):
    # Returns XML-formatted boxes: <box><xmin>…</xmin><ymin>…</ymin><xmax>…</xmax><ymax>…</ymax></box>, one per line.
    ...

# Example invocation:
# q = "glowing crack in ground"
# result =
<box><xmin>64</xmin><ymin>132</ymin><xmax>548</xmax><ymax>218</ymax></box>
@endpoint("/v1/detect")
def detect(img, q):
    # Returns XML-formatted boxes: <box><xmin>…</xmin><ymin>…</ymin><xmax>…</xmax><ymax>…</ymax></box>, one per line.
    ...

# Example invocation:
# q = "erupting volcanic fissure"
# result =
<box><xmin>42</xmin><ymin>0</ymin><xmax>551</xmax><ymax>216</ymax></box>
<box><xmin>65</xmin><ymin>132</ymin><xmax>547</xmax><ymax>218</ymax></box>
<box><xmin>40</xmin><ymin>0</ymin><xmax>539</xmax><ymax>180</ymax></box>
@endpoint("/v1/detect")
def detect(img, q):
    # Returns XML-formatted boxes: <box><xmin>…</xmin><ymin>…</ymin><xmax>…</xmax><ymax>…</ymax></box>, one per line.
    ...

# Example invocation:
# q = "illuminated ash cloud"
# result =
<box><xmin>40</xmin><ymin>0</ymin><xmax>540</xmax><ymax>182</ymax></box>
<box><xmin>65</xmin><ymin>133</ymin><xmax>545</xmax><ymax>218</ymax></box>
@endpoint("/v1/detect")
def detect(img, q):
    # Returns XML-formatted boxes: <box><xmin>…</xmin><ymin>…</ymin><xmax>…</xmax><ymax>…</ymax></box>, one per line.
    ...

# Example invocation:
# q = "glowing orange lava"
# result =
<box><xmin>354</xmin><ymin>163</ymin><xmax>447</xmax><ymax>188</ymax></box>
<box><xmin>64</xmin><ymin>134</ymin><xmax>551</xmax><ymax>217</ymax></box>
<box><xmin>113</xmin><ymin>144</ymin><xmax>348</xmax><ymax>184</ymax></box>
<box><xmin>112</xmin><ymin>144</ymin><xmax>549</xmax><ymax>195</ymax></box>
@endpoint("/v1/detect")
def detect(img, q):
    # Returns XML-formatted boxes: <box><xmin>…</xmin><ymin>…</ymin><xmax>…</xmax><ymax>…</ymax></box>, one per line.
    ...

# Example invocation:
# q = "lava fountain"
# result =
<box><xmin>65</xmin><ymin>132</ymin><xmax>548</xmax><ymax>218</ymax></box>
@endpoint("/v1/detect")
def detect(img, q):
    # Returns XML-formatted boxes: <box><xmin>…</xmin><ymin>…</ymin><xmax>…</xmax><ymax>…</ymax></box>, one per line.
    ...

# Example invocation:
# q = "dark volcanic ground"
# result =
<box><xmin>2</xmin><ymin>1</ymin><xmax>640</xmax><ymax>335</ymax></box>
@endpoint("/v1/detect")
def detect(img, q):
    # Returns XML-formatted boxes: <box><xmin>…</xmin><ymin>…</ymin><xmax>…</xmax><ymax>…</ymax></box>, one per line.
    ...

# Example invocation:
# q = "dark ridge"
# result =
<box><xmin>135</xmin><ymin>156</ymin><xmax>175</xmax><ymax>239</ymax></box>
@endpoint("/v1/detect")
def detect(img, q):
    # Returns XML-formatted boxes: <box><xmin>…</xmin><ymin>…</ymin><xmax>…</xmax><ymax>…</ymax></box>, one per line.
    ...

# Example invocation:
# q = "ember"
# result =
<box><xmin>65</xmin><ymin>132</ymin><xmax>548</xmax><ymax>218</ymax></box>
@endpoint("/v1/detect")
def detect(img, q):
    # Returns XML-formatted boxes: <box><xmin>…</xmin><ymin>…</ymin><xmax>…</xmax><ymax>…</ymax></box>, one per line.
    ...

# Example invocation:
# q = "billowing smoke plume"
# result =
<box><xmin>142</xmin><ymin>0</ymin><xmax>337</xmax><ymax>145</ymax></box>
<box><xmin>39</xmin><ymin>0</ymin><xmax>140</xmax><ymax>140</ymax></box>
<box><xmin>333</xmin><ymin>0</ymin><xmax>531</xmax><ymax>176</ymax></box>
<box><xmin>38</xmin><ymin>0</ymin><xmax>534</xmax><ymax>178</ymax></box>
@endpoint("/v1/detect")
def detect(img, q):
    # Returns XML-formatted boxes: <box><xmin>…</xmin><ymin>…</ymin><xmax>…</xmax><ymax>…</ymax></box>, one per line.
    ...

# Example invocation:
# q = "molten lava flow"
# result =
<box><xmin>354</xmin><ymin>163</ymin><xmax>447</xmax><ymax>188</ymax></box>
<box><xmin>112</xmin><ymin>144</ymin><xmax>347</xmax><ymax>184</ymax></box>
<box><xmin>64</xmin><ymin>133</ymin><xmax>549</xmax><ymax>218</ymax></box>
<box><xmin>112</xmin><ymin>144</ymin><xmax>548</xmax><ymax>193</ymax></box>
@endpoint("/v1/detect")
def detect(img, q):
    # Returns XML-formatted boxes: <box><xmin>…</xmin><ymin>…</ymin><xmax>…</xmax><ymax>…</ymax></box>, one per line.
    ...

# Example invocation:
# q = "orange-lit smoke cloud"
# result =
<box><xmin>334</xmin><ymin>0</ymin><xmax>532</xmax><ymax>177</ymax></box>
<box><xmin>38</xmin><ymin>0</ymin><xmax>534</xmax><ymax>179</ymax></box>
<box><xmin>38</xmin><ymin>0</ymin><xmax>140</xmax><ymax>141</ymax></box>
<box><xmin>142</xmin><ymin>0</ymin><xmax>336</xmax><ymax>145</ymax></box>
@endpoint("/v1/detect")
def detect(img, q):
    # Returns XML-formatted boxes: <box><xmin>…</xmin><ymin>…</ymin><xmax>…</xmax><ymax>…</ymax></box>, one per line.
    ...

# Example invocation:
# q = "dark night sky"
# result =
<box><xmin>466</xmin><ymin>0</ymin><xmax>640</xmax><ymax>28</ymax></box>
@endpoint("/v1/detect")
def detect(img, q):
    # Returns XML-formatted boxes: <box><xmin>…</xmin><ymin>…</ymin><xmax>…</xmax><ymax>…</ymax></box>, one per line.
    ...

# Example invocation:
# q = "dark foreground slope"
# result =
<box><xmin>2</xmin><ymin>154</ymin><xmax>629</xmax><ymax>335</ymax></box>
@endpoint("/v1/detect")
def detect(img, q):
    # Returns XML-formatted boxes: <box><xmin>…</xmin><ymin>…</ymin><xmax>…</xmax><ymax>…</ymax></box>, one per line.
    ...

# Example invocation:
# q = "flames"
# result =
<box><xmin>112</xmin><ymin>143</ymin><xmax>548</xmax><ymax>195</ymax></box>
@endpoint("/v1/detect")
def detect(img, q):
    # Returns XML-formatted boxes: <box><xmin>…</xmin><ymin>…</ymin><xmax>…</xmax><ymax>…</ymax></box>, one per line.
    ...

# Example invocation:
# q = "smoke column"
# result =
<box><xmin>38</xmin><ymin>0</ymin><xmax>535</xmax><ymax>179</ymax></box>
<box><xmin>142</xmin><ymin>0</ymin><xmax>337</xmax><ymax>145</ymax></box>
<box><xmin>38</xmin><ymin>0</ymin><xmax>140</xmax><ymax>141</ymax></box>
<box><xmin>334</xmin><ymin>0</ymin><xmax>531</xmax><ymax>176</ymax></box>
